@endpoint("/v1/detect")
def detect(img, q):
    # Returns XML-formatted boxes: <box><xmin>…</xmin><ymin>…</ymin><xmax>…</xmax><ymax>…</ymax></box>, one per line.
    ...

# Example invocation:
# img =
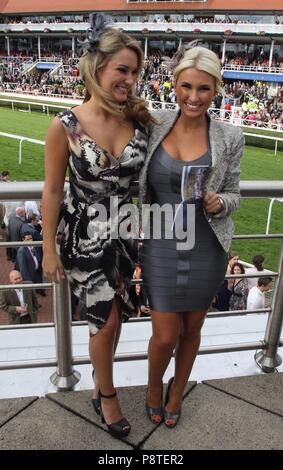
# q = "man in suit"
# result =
<box><xmin>15</xmin><ymin>232</ymin><xmax>46</xmax><ymax>296</ymax></box>
<box><xmin>0</xmin><ymin>270</ymin><xmax>39</xmax><ymax>324</ymax></box>
<box><xmin>214</xmin><ymin>93</ymin><xmax>223</xmax><ymax>117</ymax></box>
<box><xmin>21</xmin><ymin>214</ymin><xmax>42</xmax><ymax>240</ymax></box>
<box><xmin>7</xmin><ymin>206</ymin><xmax>26</xmax><ymax>262</ymax></box>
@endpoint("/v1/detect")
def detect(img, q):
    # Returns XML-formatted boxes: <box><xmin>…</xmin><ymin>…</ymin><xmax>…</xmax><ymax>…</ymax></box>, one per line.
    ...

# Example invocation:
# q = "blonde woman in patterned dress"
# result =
<box><xmin>42</xmin><ymin>14</ymin><xmax>152</xmax><ymax>439</ymax></box>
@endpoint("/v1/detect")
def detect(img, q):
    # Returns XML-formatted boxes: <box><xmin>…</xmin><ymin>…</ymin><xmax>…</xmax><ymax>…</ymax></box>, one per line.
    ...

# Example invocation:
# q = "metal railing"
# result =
<box><xmin>2</xmin><ymin>94</ymin><xmax>283</xmax><ymax>133</ymax></box>
<box><xmin>1</xmin><ymin>97</ymin><xmax>283</xmax><ymax>137</ymax></box>
<box><xmin>0</xmin><ymin>182</ymin><xmax>283</xmax><ymax>389</ymax></box>
<box><xmin>223</xmin><ymin>64</ymin><xmax>283</xmax><ymax>74</ymax></box>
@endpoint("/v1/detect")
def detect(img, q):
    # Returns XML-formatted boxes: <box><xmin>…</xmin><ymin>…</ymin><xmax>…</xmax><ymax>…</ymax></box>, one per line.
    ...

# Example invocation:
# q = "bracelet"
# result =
<box><xmin>218</xmin><ymin>197</ymin><xmax>225</xmax><ymax>211</ymax></box>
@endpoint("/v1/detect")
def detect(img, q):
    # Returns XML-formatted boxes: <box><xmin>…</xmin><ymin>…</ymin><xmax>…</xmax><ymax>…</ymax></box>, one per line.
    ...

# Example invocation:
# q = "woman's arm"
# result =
<box><xmin>243</xmin><ymin>279</ymin><xmax>250</xmax><ymax>298</ymax></box>
<box><xmin>41</xmin><ymin>117</ymin><xmax>69</xmax><ymax>282</ymax></box>
<box><xmin>211</xmin><ymin>130</ymin><xmax>245</xmax><ymax>218</ymax></box>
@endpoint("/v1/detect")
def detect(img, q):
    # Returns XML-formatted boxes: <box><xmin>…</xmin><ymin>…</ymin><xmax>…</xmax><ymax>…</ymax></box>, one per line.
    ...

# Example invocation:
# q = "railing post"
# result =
<box><xmin>50</xmin><ymin>278</ymin><xmax>81</xmax><ymax>390</ymax></box>
<box><xmin>19</xmin><ymin>138</ymin><xmax>25</xmax><ymax>165</ymax></box>
<box><xmin>265</xmin><ymin>198</ymin><xmax>275</xmax><ymax>235</ymax></box>
<box><xmin>255</xmin><ymin>242</ymin><xmax>283</xmax><ymax>372</ymax></box>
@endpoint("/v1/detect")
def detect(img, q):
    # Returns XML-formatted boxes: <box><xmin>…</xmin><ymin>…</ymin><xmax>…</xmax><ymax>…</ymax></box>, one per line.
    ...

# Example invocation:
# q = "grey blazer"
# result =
<box><xmin>139</xmin><ymin>110</ymin><xmax>244</xmax><ymax>252</ymax></box>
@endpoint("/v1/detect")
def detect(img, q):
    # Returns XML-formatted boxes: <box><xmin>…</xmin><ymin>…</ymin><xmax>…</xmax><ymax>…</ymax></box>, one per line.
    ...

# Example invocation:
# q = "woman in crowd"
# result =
<box><xmin>228</xmin><ymin>262</ymin><xmax>249</xmax><ymax>311</ymax></box>
<box><xmin>245</xmin><ymin>254</ymin><xmax>270</xmax><ymax>290</ymax></box>
<box><xmin>140</xmin><ymin>46</ymin><xmax>244</xmax><ymax>428</ymax></box>
<box><xmin>214</xmin><ymin>250</ymin><xmax>239</xmax><ymax>311</ymax></box>
<box><xmin>42</xmin><ymin>14</ymin><xmax>152</xmax><ymax>439</ymax></box>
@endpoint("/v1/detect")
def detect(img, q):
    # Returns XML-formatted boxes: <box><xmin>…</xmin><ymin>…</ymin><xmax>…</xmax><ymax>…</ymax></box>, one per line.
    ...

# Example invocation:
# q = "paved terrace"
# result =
<box><xmin>0</xmin><ymin>373</ymin><xmax>282</xmax><ymax>450</ymax></box>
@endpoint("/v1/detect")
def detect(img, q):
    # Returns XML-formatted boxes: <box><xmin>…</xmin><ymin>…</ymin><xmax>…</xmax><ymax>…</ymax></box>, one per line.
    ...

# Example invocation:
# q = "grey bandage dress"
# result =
<box><xmin>141</xmin><ymin>144</ymin><xmax>227</xmax><ymax>312</ymax></box>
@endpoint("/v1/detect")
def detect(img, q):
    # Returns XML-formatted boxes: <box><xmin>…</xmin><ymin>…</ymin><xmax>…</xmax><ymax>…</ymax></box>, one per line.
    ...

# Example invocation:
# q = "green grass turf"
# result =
<box><xmin>0</xmin><ymin>108</ymin><xmax>49</xmax><ymax>180</ymax></box>
<box><xmin>0</xmin><ymin>107</ymin><xmax>283</xmax><ymax>270</ymax></box>
<box><xmin>0</xmin><ymin>93</ymin><xmax>73</xmax><ymax>109</ymax></box>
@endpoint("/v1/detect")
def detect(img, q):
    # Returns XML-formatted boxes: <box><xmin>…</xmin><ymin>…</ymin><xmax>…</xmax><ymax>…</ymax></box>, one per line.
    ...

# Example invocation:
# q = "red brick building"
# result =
<box><xmin>0</xmin><ymin>0</ymin><xmax>283</xmax><ymax>15</ymax></box>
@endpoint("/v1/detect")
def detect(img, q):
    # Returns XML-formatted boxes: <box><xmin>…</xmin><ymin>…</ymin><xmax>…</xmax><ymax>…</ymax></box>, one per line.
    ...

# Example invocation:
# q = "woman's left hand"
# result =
<box><xmin>203</xmin><ymin>191</ymin><xmax>223</xmax><ymax>214</ymax></box>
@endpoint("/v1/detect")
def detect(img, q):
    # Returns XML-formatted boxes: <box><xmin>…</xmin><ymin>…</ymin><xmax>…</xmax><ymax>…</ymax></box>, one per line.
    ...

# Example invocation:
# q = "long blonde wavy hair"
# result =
<box><xmin>80</xmin><ymin>28</ymin><xmax>154</xmax><ymax>126</ymax></box>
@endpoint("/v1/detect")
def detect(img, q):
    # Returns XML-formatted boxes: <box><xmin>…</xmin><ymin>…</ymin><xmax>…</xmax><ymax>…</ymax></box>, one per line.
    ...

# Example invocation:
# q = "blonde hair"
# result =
<box><xmin>80</xmin><ymin>28</ymin><xmax>154</xmax><ymax>126</ymax></box>
<box><xmin>174</xmin><ymin>47</ymin><xmax>224</xmax><ymax>95</ymax></box>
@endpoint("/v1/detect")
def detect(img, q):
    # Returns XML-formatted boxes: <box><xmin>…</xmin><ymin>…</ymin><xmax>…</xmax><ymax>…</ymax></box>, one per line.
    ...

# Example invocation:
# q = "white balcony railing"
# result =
<box><xmin>223</xmin><ymin>64</ymin><xmax>283</xmax><ymax>74</ymax></box>
<box><xmin>0</xmin><ymin>21</ymin><xmax>283</xmax><ymax>36</ymax></box>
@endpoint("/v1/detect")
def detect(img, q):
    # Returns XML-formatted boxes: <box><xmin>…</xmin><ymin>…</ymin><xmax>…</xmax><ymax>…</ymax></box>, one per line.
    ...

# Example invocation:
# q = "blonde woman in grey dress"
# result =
<box><xmin>140</xmin><ymin>46</ymin><xmax>244</xmax><ymax>428</ymax></box>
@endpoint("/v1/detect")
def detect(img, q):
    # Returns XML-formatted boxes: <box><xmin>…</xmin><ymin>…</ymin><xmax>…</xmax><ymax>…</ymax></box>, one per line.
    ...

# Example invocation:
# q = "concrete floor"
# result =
<box><xmin>0</xmin><ymin>373</ymin><xmax>282</xmax><ymax>450</ymax></box>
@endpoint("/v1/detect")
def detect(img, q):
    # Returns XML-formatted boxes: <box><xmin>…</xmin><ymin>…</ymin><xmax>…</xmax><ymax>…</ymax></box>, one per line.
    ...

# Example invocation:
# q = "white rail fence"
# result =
<box><xmin>0</xmin><ymin>96</ymin><xmax>283</xmax><ymax>133</ymax></box>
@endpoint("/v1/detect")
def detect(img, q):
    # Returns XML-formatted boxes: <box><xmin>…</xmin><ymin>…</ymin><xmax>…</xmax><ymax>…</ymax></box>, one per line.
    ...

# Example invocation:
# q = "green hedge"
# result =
<box><xmin>243</xmin><ymin>128</ymin><xmax>283</xmax><ymax>152</ymax></box>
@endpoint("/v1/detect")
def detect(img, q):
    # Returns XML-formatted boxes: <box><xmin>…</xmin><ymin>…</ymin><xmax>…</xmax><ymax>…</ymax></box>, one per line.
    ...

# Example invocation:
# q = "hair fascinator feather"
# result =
<box><xmin>168</xmin><ymin>39</ymin><xmax>201</xmax><ymax>70</ymax></box>
<box><xmin>78</xmin><ymin>13</ymin><xmax>110</xmax><ymax>53</ymax></box>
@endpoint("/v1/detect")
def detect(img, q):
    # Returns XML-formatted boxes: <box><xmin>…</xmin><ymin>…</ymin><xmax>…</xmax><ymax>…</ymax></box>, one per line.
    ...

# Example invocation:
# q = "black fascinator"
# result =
<box><xmin>168</xmin><ymin>39</ymin><xmax>201</xmax><ymax>70</ymax></box>
<box><xmin>78</xmin><ymin>13</ymin><xmax>110</xmax><ymax>53</ymax></box>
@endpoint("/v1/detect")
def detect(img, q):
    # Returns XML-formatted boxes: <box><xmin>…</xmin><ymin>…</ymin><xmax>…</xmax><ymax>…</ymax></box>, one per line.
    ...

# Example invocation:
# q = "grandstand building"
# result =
<box><xmin>1</xmin><ymin>1</ymin><xmax>283</xmax><ymax>62</ymax></box>
<box><xmin>0</xmin><ymin>1</ymin><xmax>282</xmax><ymax>128</ymax></box>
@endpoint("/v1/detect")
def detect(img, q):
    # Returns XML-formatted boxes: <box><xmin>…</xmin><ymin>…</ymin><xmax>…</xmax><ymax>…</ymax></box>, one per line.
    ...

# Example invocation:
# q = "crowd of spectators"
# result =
<box><xmin>222</xmin><ymin>81</ymin><xmax>283</xmax><ymax>129</ymax></box>
<box><xmin>224</xmin><ymin>52</ymin><xmax>283</xmax><ymax>70</ymax></box>
<box><xmin>1</xmin><ymin>14</ymin><xmax>283</xmax><ymax>25</ymax></box>
<box><xmin>0</xmin><ymin>171</ymin><xmax>46</xmax><ymax>323</ymax></box>
<box><xmin>212</xmin><ymin>252</ymin><xmax>273</xmax><ymax>314</ymax></box>
<box><xmin>0</xmin><ymin>15</ymin><xmax>89</xmax><ymax>24</ymax></box>
<box><xmin>0</xmin><ymin>51</ymin><xmax>282</xmax><ymax>127</ymax></box>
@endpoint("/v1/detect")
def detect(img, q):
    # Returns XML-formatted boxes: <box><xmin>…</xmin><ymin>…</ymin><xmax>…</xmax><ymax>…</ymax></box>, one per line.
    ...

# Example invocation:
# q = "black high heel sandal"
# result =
<box><xmin>100</xmin><ymin>390</ymin><xmax>131</xmax><ymax>439</ymax></box>
<box><xmin>91</xmin><ymin>370</ymin><xmax>101</xmax><ymax>416</ymax></box>
<box><xmin>164</xmin><ymin>377</ymin><xmax>181</xmax><ymax>428</ymax></box>
<box><xmin>146</xmin><ymin>383</ymin><xmax>163</xmax><ymax>424</ymax></box>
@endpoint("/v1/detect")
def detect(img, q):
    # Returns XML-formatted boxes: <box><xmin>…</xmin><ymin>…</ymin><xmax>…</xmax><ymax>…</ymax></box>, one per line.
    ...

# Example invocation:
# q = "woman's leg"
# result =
<box><xmin>164</xmin><ymin>310</ymin><xmax>207</xmax><ymax>424</ymax></box>
<box><xmin>92</xmin><ymin>297</ymin><xmax>122</xmax><ymax>397</ymax></box>
<box><xmin>147</xmin><ymin>311</ymin><xmax>181</xmax><ymax>410</ymax></box>
<box><xmin>92</xmin><ymin>319</ymin><xmax>122</xmax><ymax>399</ymax></box>
<box><xmin>89</xmin><ymin>297</ymin><xmax>125</xmax><ymax>425</ymax></box>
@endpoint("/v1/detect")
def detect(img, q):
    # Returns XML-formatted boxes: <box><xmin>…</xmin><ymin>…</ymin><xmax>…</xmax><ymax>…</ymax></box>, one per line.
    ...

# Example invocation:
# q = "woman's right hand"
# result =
<box><xmin>43</xmin><ymin>252</ymin><xmax>65</xmax><ymax>283</ymax></box>
<box><xmin>227</xmin><ymin>279</ymin><xmax>234</xmax><ymax>290</ymax></box>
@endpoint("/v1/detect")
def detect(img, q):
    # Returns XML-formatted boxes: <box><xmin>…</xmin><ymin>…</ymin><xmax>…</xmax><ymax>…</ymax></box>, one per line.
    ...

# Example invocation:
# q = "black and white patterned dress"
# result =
<box><xmin>57</xmin><ymin>110</ymin><xmax>147</xmax><ymax>334</ymax></box>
